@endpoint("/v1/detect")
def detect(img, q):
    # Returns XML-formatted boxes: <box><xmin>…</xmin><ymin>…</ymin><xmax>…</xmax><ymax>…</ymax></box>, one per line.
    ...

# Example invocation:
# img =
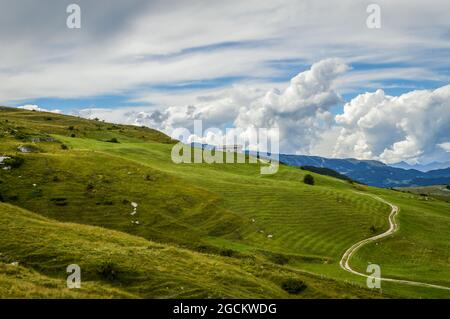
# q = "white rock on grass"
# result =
<box><xmin>0</xmin><ymin>156</ymin><xmax>10</xmax><ymax>164</ymax></box>
<box><xmin>131</xmin><ymin>202</ymin><xmax>138</xmax><ymax>208</ymax></box>
<box><xmin>11</xmin><ymin>261</ymin><xmax>19</xmax><ymax>266</ymax></box>
<box><xmin>267</xmin><ymin>234</ymin><xmax>273</xmax><ymax>239</ymax></box>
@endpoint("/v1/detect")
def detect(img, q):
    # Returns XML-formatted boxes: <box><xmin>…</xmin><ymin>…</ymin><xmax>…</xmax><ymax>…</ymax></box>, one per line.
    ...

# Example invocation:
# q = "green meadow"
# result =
<box><xmin>0</xmin><ymin>107</ymin><xmax>449</xmax><ymax>298</ymax></box>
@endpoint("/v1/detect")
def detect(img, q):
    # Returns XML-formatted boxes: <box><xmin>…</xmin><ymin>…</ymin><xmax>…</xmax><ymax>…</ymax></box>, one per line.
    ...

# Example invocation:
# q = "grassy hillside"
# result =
<box><xmin>0</xmin><ymin>107</ymin><xmax>449</xmax><ymax>298</ymax></box>
<box><xmin>394</xmin><ymin>185</ymin><xmax>450</xmax><ymax>202</ymax></box>
<box><xmin>350</xmin><ymin>188</ymin><xmax>450</xmax><ymax>287</ymax></box>
<box><xmin>0</xmin><ymin>202</ymin><xmax>382</xmax><ymax>298</ymax></box>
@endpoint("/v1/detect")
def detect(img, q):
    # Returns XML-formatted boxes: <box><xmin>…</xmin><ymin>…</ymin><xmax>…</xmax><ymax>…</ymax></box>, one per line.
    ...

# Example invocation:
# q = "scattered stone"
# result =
<box><xmin>267</xmin><ymin>234</ymin><xmax>273</xmax><ymax>239</ymax></box>
<box><xmin>131</xmin><ymin>202</ymin><xmax>138</xmax><ymax>208</ymax></box>
<box><xmin>30</xmin><ymin>137</ymin><xmax>55</xmax><ymax>143</ymax></box>
<box><xmin>0</xmin><ymin>156</ymin><xmax>10</xmax><ymax>164</ymax></box>
<box><xmin>11</xmin><ymin>261</ymin><xmax>19</xmax><ymax>266</ymax></box>
<box><xmin>17</xmin><ymin>145</ymin><xmax>39</xmax><ymax>153</ymax></box>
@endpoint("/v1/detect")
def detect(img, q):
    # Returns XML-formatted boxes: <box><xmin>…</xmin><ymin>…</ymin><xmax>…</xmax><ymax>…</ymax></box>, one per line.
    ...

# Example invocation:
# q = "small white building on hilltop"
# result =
<box><xmin>215</xmin><ymin>145</ymin><xmax>243</xmax><ymax>152</ymax></box>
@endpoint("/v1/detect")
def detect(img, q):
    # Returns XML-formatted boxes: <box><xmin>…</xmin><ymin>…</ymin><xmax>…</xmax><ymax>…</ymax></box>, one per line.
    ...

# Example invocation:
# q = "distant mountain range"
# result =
<box><xmin>390</xmin><ymin>161</ymin><xmax>450</xmax><ymax>172</ymax></box>
<box><xmin>277</xmin><ymin>154</ymin><xmax>450</xmax><ymax>188</ymax></box>
<box><xmin>191</xmin><ymin>143</ymin><xmax>450</xmax><ymax>188</ymax></box>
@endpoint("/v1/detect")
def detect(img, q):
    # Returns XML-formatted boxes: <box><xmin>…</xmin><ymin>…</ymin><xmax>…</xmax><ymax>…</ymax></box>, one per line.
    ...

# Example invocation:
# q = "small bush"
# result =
<box><xmin>370</xmin><ymin>225</ymin><xmax>377</xmax><ymax>233</ymax></box>
<box><xmin>68</xmin><ymin>126</ymin><xmax>75</xmax><ymax>130</ymax></box>
<box><xmin>61</xmin><ymin>144</ymin><xmax>68</xmax><ymax>150</ymax></box>
<box><xmin>86</xmin><ymin>183</ymin><xmax>94</xmax><ymax>191</ymax></box>
<box><xmin>195</xmin><ymin>245</ymin><xmax>236</xmax><ymax>257</ymax></box>
<box><xmin>97</xmin><ymin>261</ymin><xmax>118</xmax><ymax>281</ymax></box>
<box><xmin>70</xmin><ymin>133</ymin><xmax>76</xmax><ymax>138</ymax></box>
<box><xmin>96</xmin><ymin>200</ymin><xmax>113</xmax><ymax>206</ymax></box>
<box><xmin>106</xmin><ymin>137</ymin><xmax>119</xmax><ymax>143</ymax></box>
<box><xmin>30</xmin><ymin>189</ymin><xmax>43</xmax><ymax>198</ymax></box>
<box><xmin>218</xmin><ymin>248</ymin><xmax>235</xmax><ymax>257</ymax></box>
<box><xmin>3</xmin><ymin>156</ymin><xmax>24</xmax><ymax>168</ymax></box>
<box><xmin>265</xmin><ymin>252</ymin><xmax>290</xmax><ymax>265</ymax></box>
<box><xmin>50</xmin><ymin>197</ymin><xmax>67</xmax><ymax>206</ymax></box>
<box><xmin>281</xmin><ymin>279</ymin><xmax>307</xmax><ymax>294</ymax></box>
<box><xmin>303</xmin><ymin>174</ymin><xmax>315</xmax><ymax>185</ymax></box>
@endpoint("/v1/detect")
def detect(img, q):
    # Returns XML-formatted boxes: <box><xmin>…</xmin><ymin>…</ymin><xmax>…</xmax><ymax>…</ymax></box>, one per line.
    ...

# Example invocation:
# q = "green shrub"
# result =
<box><xmin>61</xmin><ymin>144</ymin><xmax>68</xmax><ymax>150</ymax></box>
<box><xmin>106</xmin><ymin>137</ymin><xmax>119</xmax><ymax>143</ymax></box>
<box><xmin>97</xmin><ymin>261</ymin><xmax>118</xmax><ymax>281</ymax></box>
<box><xmin>303</xmin><ymin>174</ymin><xmax>315</xmax><ymax>185</ymax></box>
<box><xmin>3</xmin><ymin>156</ymin><xmax>24</xmax><ymax>168</ymax></box>
<box><xmin>281</xmin><ymin>279</ymin><xmax>307</xmax><ymax>294</ymax></box>
<box><xmin>218</xmin><ymin>248</ymin><xmax>235</xmax><ymax>257</ymax></box>
<box><xmin>265</xmin><ymin>252</ymin><xmax>290</xmax><ymax>265</ymax></box>
<box><xmin>50</xmin><ymin>197</ymin><xmax>68</xmax><ymax>206</ymax></box>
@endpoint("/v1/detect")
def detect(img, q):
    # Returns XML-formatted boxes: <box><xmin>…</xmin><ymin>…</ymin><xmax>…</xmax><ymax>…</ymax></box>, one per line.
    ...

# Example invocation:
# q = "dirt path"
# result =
<box><xmin>339</xmin><ymin>193</ymin><xmax>450</xmax><ymax>291</ymax></box>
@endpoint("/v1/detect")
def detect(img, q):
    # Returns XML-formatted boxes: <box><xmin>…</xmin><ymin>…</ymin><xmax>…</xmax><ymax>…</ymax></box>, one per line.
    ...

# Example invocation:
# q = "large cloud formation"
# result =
<box><xmin>108</xmin><ymin>58</ymin><xmax>348</xmax><ymax>154</ymax></box>
<box><xmin>234</xmin><ymin>58</ymin><xmax>348</xmax><ymax>153</ymax></box>
<box><xmin>334</xmin><ymin>85</ymin><xmax>450</xmax><ymax>163</ymax></box>
<box><xmin>69</xmin><ymin>58</ymin><xmax>450</xmax><ymax>164</ymax></box>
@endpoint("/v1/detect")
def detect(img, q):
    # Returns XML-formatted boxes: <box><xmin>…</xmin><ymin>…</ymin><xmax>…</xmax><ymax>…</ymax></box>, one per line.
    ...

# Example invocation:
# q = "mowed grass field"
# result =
<box><xmin>0</xmin><ymin>107</ymin><xmax>449</xmax><ymax>298</ymax></box>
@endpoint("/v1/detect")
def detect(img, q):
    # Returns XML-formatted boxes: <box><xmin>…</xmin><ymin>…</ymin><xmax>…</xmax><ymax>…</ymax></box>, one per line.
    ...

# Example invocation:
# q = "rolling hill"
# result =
<box><xmin>0</xmin><ymin>106</ymin><xmax>449</xmax><ymax>299</ymax></box>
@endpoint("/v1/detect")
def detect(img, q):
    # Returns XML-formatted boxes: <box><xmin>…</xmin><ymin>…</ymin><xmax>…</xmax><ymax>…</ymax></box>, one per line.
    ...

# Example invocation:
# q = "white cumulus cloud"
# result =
<box><xmin>334</xmin><ymin>85</ymin><xmax>450</xmax><ymax>163</ymax></box>
<box><xmin>73</xmin><ymin>58</ymin><xmax>348</xmax><ymax>155</ymax></box>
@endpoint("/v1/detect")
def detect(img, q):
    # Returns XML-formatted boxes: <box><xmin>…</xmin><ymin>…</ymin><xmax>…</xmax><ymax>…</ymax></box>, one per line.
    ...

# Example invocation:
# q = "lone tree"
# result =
<box><xmin>303</xmin><ymin>174</ymin><xmax>315</xmax><ymax>185</ymax></box>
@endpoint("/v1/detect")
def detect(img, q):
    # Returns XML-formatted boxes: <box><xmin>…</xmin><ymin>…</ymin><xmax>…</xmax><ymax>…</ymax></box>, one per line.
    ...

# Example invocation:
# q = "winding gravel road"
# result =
<box><xmin>339</xmin><ymin>193</ymin><xmax>450</xmax><ymax>291</ymax></box>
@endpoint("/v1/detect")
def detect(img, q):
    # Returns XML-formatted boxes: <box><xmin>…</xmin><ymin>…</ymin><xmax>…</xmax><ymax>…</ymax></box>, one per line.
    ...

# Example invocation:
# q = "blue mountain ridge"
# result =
<box><xmin>191</xmin><ymin>143</ymin><xmax>450</xmax><ymax>188</ymax></box>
